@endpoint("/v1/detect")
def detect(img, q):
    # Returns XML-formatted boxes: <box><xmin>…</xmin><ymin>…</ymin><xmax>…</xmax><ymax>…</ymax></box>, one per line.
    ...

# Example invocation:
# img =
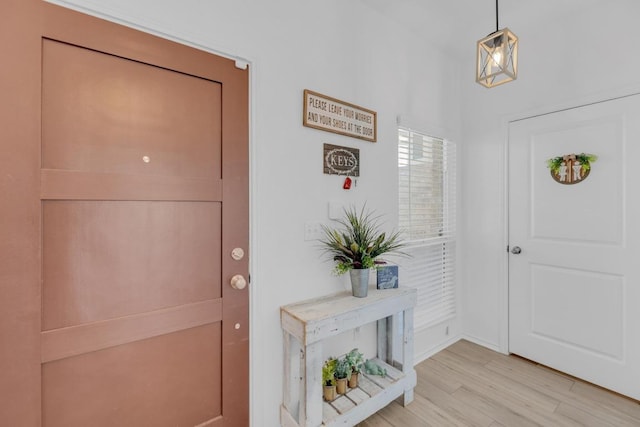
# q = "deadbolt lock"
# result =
<box><xmin>231</xmin><ymin>248</ymin><xmax>245</xmax><ymax>261</ymax></box>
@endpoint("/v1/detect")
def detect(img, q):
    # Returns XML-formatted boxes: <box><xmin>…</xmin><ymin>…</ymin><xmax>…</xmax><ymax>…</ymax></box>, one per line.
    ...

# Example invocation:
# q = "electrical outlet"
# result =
<box><xmin>304</xmin><ymin>222</ymin><xmax>324</xmax><ymax>241</ymax></box>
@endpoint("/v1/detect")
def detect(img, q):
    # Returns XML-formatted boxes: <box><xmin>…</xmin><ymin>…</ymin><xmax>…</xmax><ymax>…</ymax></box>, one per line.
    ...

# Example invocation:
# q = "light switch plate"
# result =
<box><xmin>304</xmin><ymin>222</ymin><xmax>324</xmax><ymax>241</ymax></box>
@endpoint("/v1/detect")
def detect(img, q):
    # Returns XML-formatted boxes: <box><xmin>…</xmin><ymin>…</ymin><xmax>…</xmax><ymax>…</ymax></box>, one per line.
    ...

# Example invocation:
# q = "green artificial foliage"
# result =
<box><xmin>319</xmin><ymin>205</ymin><xmax>407</xmax><ymax>275</ymax></box>
<box><xmin>546</xmin><ymin>156</ymin><xmax>564</xmax><ymax>174</ymax></box>
<box><xmin>575</xmin><ymin>153</ymin><xmax>598</xmax><ymax>172</ymax></box>
<box><xmin>334</xmin><ymin>357</ymin><xmax>352</xmax><ymax>381</ymax></box>
<box><xmin>345</xmin><ymin>348</ymin><xmax>365</xmax><ymax>374</ymax></box>
<box><xmin>322</xmin><ymin>358</ymin><xmax>336</xmax><ymax>386</ymax></box>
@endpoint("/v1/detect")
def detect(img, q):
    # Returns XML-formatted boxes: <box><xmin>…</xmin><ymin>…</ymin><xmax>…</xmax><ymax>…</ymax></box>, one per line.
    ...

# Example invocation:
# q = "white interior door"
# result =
<box><xmin>508</xmin><ymin>94</ymin><xmax>640</xmax><ymax>400</ymax></box>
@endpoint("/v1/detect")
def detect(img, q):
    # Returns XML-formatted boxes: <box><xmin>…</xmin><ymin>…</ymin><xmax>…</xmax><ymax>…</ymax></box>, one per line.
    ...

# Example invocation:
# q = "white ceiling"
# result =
<box><xmin>360</xmin><ymin>0</ymin><xmax>607</xmax><ymax>57</ymax></box>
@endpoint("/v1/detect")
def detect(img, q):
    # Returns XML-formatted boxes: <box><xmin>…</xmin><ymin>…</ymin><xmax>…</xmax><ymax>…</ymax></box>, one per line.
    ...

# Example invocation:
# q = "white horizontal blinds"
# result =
<box><xmin>398</xmin><ymin>128</ymin><xmax>456</xmax><ymax>329</ymax></box>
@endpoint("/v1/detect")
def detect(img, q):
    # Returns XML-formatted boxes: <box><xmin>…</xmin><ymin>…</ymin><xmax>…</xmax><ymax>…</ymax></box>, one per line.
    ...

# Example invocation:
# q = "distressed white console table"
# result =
<box><xmin>280</xmin><ymin>287</ymin><xmax>417</xmax><ymax>427</ymax></box>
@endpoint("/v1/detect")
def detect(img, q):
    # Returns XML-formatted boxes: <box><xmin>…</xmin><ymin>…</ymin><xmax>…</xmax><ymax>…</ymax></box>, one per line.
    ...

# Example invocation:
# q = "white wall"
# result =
<box><xmin>48</xmin><ymin>1</ymin><xmax>461</xmax><ymax>425</ymax></box>
<box><xmin>459</xmin><ymin>0</ymin><xmax>640</xmax><ymax>351</ymax></box>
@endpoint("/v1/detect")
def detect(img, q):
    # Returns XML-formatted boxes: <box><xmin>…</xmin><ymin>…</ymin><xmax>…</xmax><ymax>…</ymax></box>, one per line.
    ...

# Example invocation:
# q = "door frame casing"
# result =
<box><xmin>500</xmin><ymin>84</ymin><xmax>640</xmax><ymax>355</ymax></box>
<box><xmin>0</xmin><ymin>1</ymin><xmax>42</xmax><ymax>424</ymax></box>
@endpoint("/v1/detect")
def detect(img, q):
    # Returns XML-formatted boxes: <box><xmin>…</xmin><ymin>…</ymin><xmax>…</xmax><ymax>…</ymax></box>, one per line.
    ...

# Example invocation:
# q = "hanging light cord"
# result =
<box><xmin>496</xmin><ymin>0</ymin><xmax>499</xmax><ymax>32</ymax></box>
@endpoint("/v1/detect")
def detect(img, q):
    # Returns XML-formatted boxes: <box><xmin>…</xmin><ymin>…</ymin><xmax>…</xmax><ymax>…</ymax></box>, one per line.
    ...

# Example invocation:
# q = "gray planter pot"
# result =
<box><xmin>349</xmin><ymin>268</ymin><xmax>369</xmax><ymax>298</ymax></box>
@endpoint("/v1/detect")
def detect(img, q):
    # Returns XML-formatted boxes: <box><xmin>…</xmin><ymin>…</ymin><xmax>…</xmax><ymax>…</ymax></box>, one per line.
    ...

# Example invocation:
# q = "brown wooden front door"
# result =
<box><xmin>0</xmin><ymin>1</ymin><xmax>249</xmax><ymax>425</ymax></box>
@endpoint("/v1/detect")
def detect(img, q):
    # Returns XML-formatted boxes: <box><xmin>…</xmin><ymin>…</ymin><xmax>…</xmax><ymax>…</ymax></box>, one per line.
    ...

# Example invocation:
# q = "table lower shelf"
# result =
<box><xmin>322</xmin><ymin>359</ymin><xmax>416</xmax><ymax>426</ymax></box>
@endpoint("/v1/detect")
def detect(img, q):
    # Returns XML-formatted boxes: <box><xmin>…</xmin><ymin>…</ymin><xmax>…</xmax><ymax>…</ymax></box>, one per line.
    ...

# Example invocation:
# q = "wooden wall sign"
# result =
<box><xmin>323</xmin><ymin>144</ymin><xmax>359</xmax><ymax>176</ymax></box>
<box><xmin>547</xmin><ymin>153</ymin><xmax>598</xmax><ymax>185</ymax></box>
<box><xmin>304</xmin><ymin>90</ymin><xmax>377</xmax><ymax>142</ymax></box>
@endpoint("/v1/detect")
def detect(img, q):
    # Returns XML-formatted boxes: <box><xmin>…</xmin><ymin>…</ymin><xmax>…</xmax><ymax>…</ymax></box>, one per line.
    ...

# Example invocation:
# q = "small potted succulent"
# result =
<box><xmin>345</xmin><ymin>348</ymin><xmax>364</xmax><ymax>388</ymax></box>
<box><xmin>319</xmin><ymin>205</ymin><xmax>406</xmax><ymax>298</ymax></box>
<box><xmin>333</xmin><ymin>357</ymin><xmax>351</xmax><ymax>395</ymax></box>
<box><xmin>322</xmin><ymin>358</ymin><xmax>337</xmax><ymax>402</ymax></box>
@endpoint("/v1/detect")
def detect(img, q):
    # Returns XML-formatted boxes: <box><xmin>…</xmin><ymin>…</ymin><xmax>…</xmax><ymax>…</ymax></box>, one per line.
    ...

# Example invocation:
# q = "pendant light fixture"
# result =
<box><xmin>476</xmin><ymin>0</ymin><xmax>518</xmax><ymax>88</ymax></box>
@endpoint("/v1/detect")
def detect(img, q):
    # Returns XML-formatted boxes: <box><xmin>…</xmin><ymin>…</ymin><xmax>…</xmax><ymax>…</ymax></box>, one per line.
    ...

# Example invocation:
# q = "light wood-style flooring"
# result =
<box><xmin>358</xmin><ymin>339</ymin><xmax>640</xmax><ymax>427</ymax></box>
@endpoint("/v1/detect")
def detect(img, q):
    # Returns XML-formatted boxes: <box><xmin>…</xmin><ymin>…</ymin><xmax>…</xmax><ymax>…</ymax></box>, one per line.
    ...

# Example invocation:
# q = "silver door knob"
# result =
<box><xmin>230</xmin><ymin>274</ymin><xmax>247</xmax><ymax>290</ymax></box>
<box><xmin>511</xmin><ymin>246</ymin><xmax>522</xmax><ymax>254</ymax></box>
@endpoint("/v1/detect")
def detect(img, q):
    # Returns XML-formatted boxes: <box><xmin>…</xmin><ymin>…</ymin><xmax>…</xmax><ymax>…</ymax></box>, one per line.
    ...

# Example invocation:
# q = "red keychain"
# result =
<box><xmin>343</xmin><ymin>177</ymin><xmax>352</xmax><ymax>190</ymax></box>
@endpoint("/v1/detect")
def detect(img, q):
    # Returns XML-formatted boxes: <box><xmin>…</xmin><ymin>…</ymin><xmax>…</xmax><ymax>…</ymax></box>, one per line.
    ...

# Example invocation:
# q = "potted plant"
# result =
<box><xmin>334</xmin><ymin>357</ymin><xmax>351</xmax><ymax>395</ymax></box>
<box><xmin>319</xmin><ymin>205</ymin><xmax>406</xmax><ymax>298</ymax></box>
<box><xmin>322</xmin><ymin>358</ymin><xmax>337</xmax><ymax>402</ymax></box>
<box><xmin>345</xmin><ymin>348</ymin><xmax>364</xmax><ymax>388</ymax></box>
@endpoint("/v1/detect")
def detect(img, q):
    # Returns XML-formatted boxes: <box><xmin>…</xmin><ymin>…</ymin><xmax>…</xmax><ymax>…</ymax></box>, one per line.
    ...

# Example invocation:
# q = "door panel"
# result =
<box><xmin>42</xmin><ymin>201</ymin><xmax>222</xmax><ymax>330</ymax></box>
<box><xmin>42</xmin><ymin>324</ymin><xmax>222</xmax><ymax>427</ymax></box>
<box><xmin>42</xmin><ymin>39</ymin><xmax>222</xmax><ymax>179</ymax></box>
<box><xmin>529</xmin><ymin>117</ymin><xmax>624</xmax><ymax>244</ymax></box>
<box><xmin>0</xmin><ymin>1</ymin><xmax>249</xmax><ymax>425</ymax></box>
<box><xmin>530</xmin><ymin>265</ymin><xmax>624</xmax><ymax>359</ymax></box>
<box><xmin>509</xmin><ymin>95</ymin><xmax>640</xmax><ymax>400</ymax></box>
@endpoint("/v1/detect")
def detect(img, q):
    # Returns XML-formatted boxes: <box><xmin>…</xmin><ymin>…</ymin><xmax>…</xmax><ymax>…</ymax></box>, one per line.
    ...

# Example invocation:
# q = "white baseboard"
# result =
<box><xmin>460</xmin><ymin>334</ymin><xmax>506</xmax><ymax>354</ymax></box>
<box><xmin>413</xmin><ymin>333</ymin><xmax>462</xmax><ymax>365</ymax></box>
<box><xmin>413</xmin><ymin>333</ymin><xmax>510</xmax><ymax>367</ymax></box>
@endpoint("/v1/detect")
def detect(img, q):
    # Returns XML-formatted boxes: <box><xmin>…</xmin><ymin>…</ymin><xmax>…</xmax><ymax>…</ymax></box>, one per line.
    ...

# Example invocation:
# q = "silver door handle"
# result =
<box><xmin>230</xmin><ymin>274</ymin><xmax>247</xmax><ymax>290</ymax></box>
<box><xmin>511</xmin><ymin>246</ymin><xmax>522</xmax><ymax>254</ymax></box>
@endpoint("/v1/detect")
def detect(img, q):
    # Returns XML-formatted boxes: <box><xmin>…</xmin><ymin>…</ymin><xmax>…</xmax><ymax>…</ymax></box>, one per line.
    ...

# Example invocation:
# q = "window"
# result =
<box><xmin>398</xmin><ymin>127</ymin><xmax>456</xmax><ymax>329</ymax></box>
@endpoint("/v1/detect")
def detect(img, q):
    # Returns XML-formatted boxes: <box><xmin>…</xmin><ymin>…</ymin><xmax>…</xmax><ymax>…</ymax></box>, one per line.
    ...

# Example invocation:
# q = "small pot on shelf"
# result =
<box><xmin>323</xmin><ymin>384</ymin><xmax>337</xmax><ymax>401</ymax></box>
<box><xmin>322</xmin><ymin>358</ymin><xmax>337</xmax><ymax>401</ymax></box>
<box><xmin>348</xmin><ymin>372</ymin><xmax>359</xmax><ymax>388</ymax></box>
<box><xmin>334</xmin><ymin>357</ymin><xmax>351</xmax><ymax>395</ymax></box>
<box><xmin>345</xmin><ymin>348</ymin><xmax>364</xmax><ymax>388</ymax></box>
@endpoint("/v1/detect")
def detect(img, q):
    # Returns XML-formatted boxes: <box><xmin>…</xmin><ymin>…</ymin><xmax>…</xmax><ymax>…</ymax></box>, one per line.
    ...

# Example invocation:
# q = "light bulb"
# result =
<box><xmin>491</xmin><ymin>48</ymin><xmax>503</xmax><ymax>68</ymax></box>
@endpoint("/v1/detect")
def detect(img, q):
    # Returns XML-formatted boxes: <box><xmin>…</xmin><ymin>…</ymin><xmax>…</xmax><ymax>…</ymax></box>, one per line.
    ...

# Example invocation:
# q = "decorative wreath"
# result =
<box><xmin>546</xmin><ymin>153</ymin><xmax>598</xmax><ymax>175</ymax></box>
